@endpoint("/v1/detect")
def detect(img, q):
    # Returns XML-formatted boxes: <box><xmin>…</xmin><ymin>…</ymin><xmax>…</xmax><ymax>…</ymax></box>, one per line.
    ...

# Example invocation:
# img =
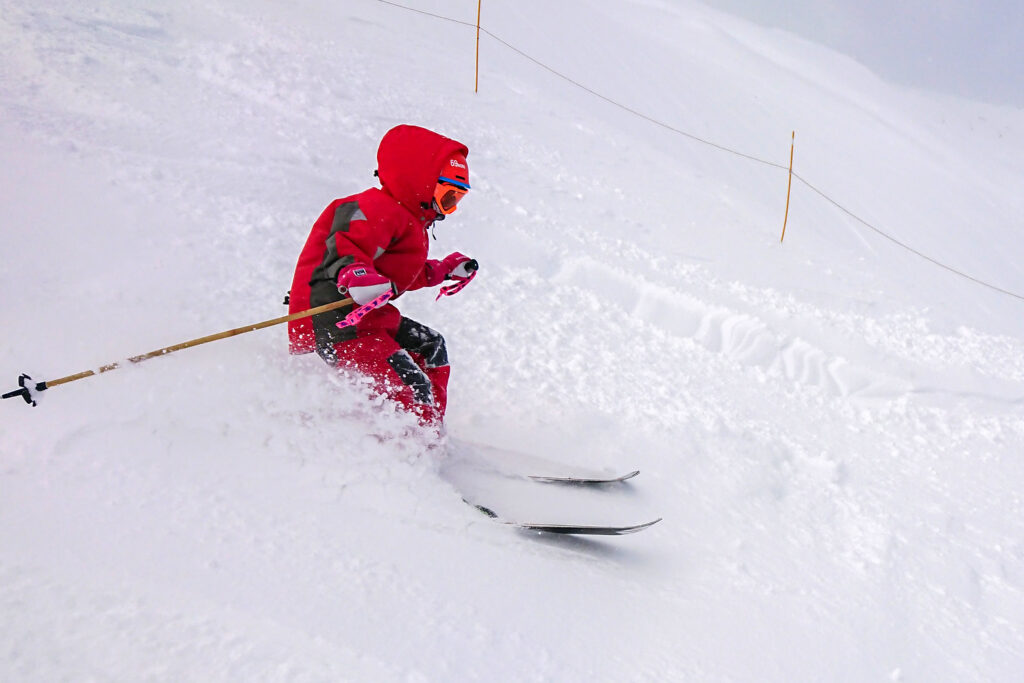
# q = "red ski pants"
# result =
<box><xmin>319</xmin><ymin>313</ymin><xmax>450</xmax><ymax>425</ymax></box>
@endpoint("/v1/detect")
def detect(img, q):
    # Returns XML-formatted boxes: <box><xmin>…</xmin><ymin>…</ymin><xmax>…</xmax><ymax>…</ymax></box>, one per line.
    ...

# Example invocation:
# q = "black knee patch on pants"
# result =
<box><xmin>395</xmin><ymin>318</ymin><xmax>448</xmax><ymax>369</ymax></box>
<box><xmin>387</xmin><ymin>349</ymin><xmax>434</xmax><ymax>405</ymax></box>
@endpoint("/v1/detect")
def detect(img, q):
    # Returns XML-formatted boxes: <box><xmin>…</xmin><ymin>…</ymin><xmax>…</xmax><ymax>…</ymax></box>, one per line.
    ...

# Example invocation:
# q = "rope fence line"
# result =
<box><xmin>477</xmin><ymin>27</ymin><xmax>789</xmax><ymax>171</ymax></box>
<box><xmin>792</xmin><ymin>172</ymin><xmax>1024</xmax><ymax>301</ymax></box>
<box><xmin>374</xmin><ymin>0</ymin><xmax>478</xmax><ymax>28</ymax></box>
<box><xmin>373</xmin><ymin>0</ymin><xmax>1024</xmax><ymax>303</ymax></box>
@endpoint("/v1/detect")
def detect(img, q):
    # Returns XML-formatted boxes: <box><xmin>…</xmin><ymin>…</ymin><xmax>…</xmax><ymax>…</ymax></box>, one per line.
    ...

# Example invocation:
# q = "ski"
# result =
<box><xmin>467</xmin><ymin>501</ymin><xmax>661</xmax><ymax>536</ymax></box>
<box><xmin>445</xmin><ymin>438</ymin><xmax>641</xmax><ymax>487</ymax></box>
<box><xmin>515</xmin><ymin>518</ymin><xmax>661</xmax><ymax>536</ymax></box>
<box><xmin>528</xmin><ymin>470</ymin><xmax>639</xmax><ymax>485</ymax></box>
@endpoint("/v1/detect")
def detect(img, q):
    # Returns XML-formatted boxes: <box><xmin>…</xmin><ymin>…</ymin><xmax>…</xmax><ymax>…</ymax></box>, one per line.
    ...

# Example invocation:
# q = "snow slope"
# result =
<box><xmin>2</xmin><ymin>0</ymin><xmax>1023</xmax><ymax>679</ymax></box>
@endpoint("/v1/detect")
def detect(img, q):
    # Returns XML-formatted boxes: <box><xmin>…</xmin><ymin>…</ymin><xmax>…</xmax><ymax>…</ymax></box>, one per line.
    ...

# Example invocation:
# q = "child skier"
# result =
<box><xmin>287</xmin><ymin>124</ymin><xmax>476</xmax><ymax>427</ymax></box>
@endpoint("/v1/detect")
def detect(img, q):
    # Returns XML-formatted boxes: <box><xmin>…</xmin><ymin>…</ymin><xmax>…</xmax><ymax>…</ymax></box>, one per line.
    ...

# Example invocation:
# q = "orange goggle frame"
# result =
<box><xmin>434</xmin><ymin>176</ymin><xmax>470</xmax><ymax>215</ymax></box>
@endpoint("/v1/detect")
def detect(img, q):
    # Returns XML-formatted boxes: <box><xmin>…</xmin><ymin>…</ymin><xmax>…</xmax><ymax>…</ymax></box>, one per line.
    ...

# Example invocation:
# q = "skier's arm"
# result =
<box><xmin>408</xmin><ymin>251</ymin><xmax>477</xmax><ymax>291</ymax></box>
<box><xmin>407</xmin><ymin>259</ymin><xmax>444</xmax><ymax>291</ymax></box>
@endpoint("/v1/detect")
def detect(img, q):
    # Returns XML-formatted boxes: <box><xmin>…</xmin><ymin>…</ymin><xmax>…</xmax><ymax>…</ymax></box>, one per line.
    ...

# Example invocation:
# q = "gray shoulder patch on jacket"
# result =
<box><xmin>310</xmin><ymin>202</ymin><xmax>367</xmax><ymax>286</ymax></box>
<box><xmin>331</xmin><ymin>202</ymin><xmax>367</xmax><ymax>233</ymax></box>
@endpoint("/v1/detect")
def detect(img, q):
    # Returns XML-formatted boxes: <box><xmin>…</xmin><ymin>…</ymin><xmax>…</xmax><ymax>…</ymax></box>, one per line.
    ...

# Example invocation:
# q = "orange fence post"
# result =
<box><xmin>474</xmin><ymin>0</ymin><xmax>482</xmax><ymax>92</ymax></box>
<box><xmin>780</xmin><ymin>130</ymin><xmax>795</xmax><ymax>243</ymax></box>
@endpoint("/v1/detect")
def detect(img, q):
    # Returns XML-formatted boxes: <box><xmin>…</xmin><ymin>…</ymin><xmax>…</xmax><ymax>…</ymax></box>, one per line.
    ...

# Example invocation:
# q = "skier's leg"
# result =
<box><xmin>330</xmin><ymin>331</ymin><xmax>442</xmax><ymax>425</ymax></box>
<box><xmin>394</xmin><ymin>317</ymin><xmax>450</xmax><ymax>418</ymax></box>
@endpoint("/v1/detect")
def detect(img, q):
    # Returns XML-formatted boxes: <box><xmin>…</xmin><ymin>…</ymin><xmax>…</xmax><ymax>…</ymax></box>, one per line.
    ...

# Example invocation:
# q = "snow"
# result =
<box><xmin>2</xmin><ymin>0</ymin><xmax>1023</xmax><ymax>679</ymax></box>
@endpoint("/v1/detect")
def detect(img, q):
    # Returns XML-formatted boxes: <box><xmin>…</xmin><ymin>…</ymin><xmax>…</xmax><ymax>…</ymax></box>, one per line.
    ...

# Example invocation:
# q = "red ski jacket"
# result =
<box><xmin>288</xmin><ymin>125</ymin><xmax>469</xmax><ymax>355</ymax></box>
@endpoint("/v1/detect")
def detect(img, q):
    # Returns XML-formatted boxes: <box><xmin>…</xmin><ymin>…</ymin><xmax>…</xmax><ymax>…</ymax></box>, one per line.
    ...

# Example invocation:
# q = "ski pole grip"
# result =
<box><xmin>444</xmin><ymin>259</ymin><xmax>479</xmax><ymax>281</ymax></box>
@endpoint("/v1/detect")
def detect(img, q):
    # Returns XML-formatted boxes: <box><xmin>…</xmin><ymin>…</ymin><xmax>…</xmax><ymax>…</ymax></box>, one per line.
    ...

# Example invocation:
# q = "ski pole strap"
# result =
<box><xmin>335</xmin><ymin>291</ymin><xmax>393</xmax><ymax>329</ymax></box>
<box><xmin>436</xmin><ymin>269</ymin><xmax>477</xmax><ymax>301</ymax></box>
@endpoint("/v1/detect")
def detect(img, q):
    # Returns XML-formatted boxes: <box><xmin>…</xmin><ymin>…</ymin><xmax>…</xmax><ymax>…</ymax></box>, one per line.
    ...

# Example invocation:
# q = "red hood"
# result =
<box><xmin>376</xmin><ymin>125</ymin><xmax>469</xmax><ymax>213</ymax></box>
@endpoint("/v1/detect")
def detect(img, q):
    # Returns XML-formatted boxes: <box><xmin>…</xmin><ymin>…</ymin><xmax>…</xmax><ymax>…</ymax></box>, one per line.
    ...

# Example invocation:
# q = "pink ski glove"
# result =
<box><xmin>436</xmin><ymin>254</ymin><xmax>477</xmax><ymax>300</ymax></box>
<box><xmin>423</xmin><ymin>252</ymin><xmax>477</xmax><ymax>287</ymax></box>
<box><xmin>337</xmin><ymin>263</ymin><xmax>395</xmax><ymax>305</ymax></box>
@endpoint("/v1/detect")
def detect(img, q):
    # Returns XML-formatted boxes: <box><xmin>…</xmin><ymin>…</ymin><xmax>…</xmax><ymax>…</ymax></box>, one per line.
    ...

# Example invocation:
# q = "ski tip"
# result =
<box><xmin>608</xmin><ymin>517</ymin><xmax>661</xmax><ymax>535</ymax></box>
<box><xmin>625</xmin><ymin>517</ymin><xmax>662</xmax><ymax>534</ymax></box>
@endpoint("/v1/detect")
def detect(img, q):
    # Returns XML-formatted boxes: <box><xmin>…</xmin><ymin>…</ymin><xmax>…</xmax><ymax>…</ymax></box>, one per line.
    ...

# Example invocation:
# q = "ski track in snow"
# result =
<box><xmin>2</xmin><ymin>0</ymin><xmax>1024</xmax><ymax>680</ymax></box>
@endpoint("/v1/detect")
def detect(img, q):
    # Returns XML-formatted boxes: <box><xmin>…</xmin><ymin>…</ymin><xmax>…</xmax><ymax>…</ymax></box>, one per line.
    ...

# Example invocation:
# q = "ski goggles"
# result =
<box><xmin>434</xmin><ymin>175</ymin><xmax>470</xmax><ymax>215</ymax></box>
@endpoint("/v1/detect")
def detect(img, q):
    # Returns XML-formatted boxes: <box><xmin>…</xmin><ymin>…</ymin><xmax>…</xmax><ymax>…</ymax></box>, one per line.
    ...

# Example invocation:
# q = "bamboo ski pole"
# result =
<box><xmin>2</xmin><ymin>297</ymin><xmax>353</xmax><ymax>406</ymax></box>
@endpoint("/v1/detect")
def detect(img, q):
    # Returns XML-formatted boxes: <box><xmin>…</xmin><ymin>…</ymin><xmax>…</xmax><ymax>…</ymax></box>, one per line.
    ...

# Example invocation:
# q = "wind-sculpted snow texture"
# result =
<box><xmin>2</xmin><ymin>0</ymin><xmax>1023</xmax><ymax>680</ymax></box>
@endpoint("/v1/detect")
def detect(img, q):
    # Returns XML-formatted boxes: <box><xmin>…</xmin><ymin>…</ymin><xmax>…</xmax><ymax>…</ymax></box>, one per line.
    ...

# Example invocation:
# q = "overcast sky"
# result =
<box><xmin>702</xmin><ymin>0</ymin><xmax>1023</xmax><ymax>107</ymax></box>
